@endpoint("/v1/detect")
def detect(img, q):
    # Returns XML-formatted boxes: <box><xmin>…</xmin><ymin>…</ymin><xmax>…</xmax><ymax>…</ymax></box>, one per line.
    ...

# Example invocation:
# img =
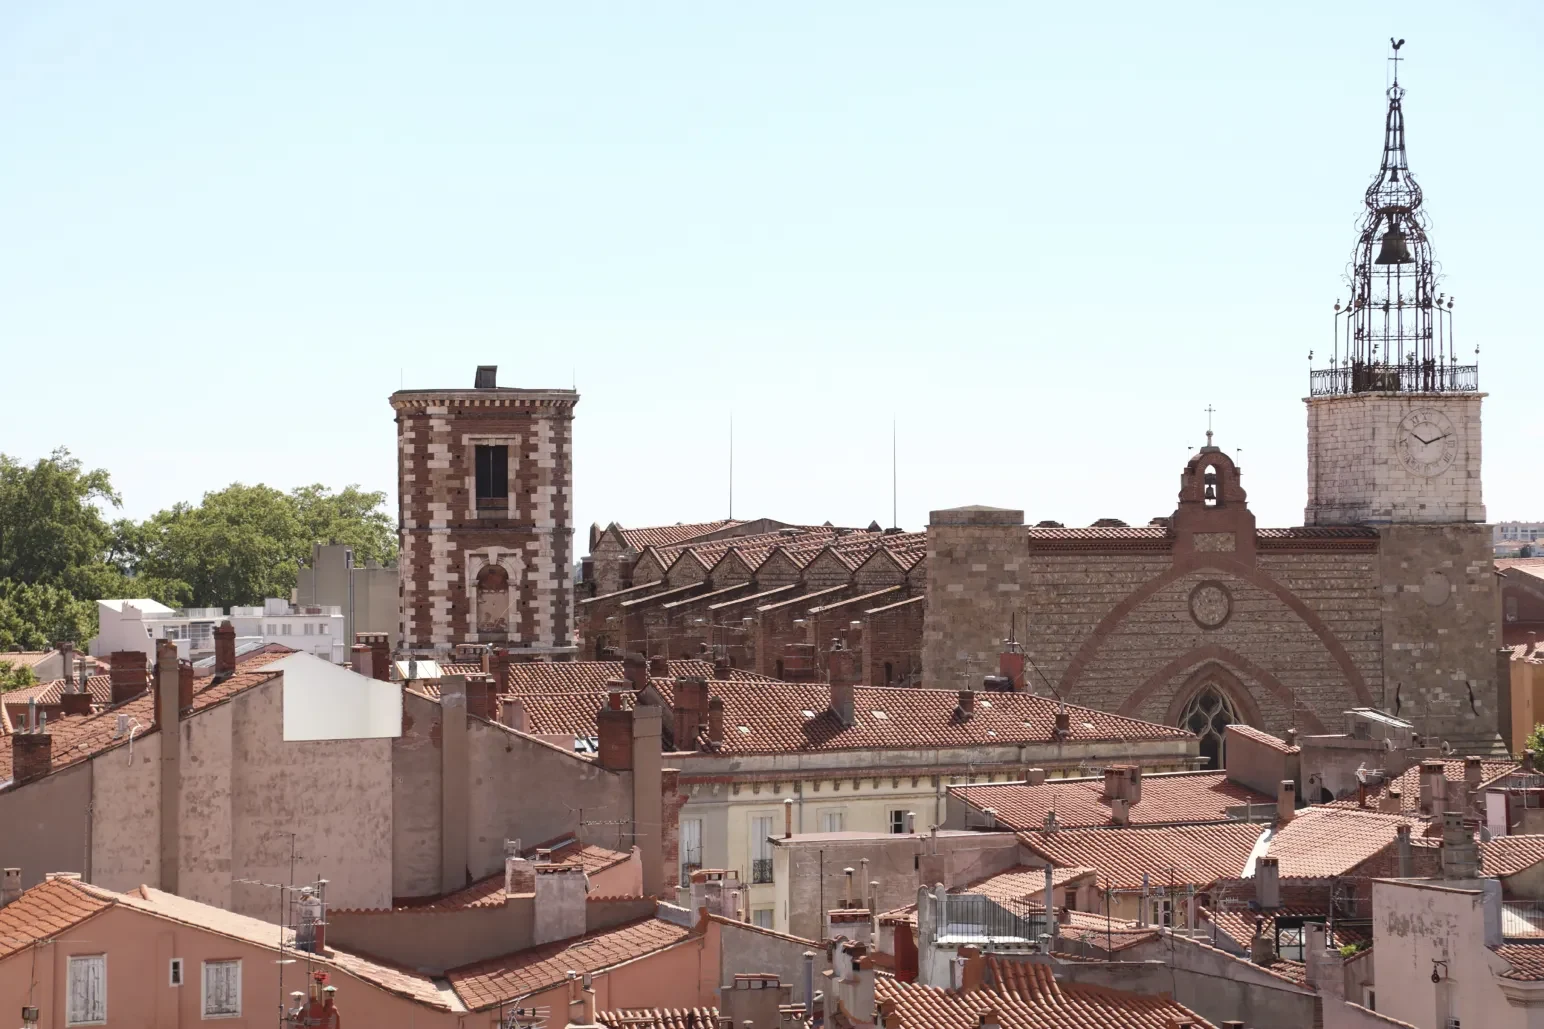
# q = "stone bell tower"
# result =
<box><xmin>1303</xmin><ymin>43</ymin><xmax>1498</xmax><ymax>750</ymax></box>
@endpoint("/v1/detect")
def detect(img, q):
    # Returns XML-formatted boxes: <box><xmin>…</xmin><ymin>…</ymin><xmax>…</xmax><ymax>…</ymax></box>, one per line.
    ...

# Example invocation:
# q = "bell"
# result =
<box><xmin>1375</xmin><ymin>221</ymin><xmax>1414</xmax><ymax>265</ymax></box>
<box><xmin>1204</xmin><ymin>484</ymin><xmax>1217</xmax><ymax>501</ymax></box>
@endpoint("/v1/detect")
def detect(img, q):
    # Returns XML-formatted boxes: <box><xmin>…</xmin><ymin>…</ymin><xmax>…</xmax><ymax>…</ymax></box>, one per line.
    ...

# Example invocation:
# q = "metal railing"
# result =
<box><xmin>1309</xmin><ymin>362</ymin><xmax>1478</xmax><ymax>396</ymax></box>
<box><xmin>752</xmin><ymin>858</ymin><xmax>774</xmax><ymax>884</ymax></box>
<box><xmin>938</xmin><ymin>894</ymin><xmax>1047</xmax><ymax>943</ymax></box>
<box><xmin>1504</xmin><ymin>902</ymin><xmax>1544</xmax><ymax>938</ymax></box>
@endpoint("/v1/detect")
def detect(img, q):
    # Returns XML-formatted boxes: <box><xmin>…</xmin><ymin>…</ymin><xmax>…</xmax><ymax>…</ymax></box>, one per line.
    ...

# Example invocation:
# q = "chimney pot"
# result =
<box><xmin>213</xmin><ymin>621</ymin><xmax>237</xmax><ymax>677</ymax></box>
<box><xmin>1277</xmin><ymin>780</ymin><xmax>1296</xmax><ymax>822</ymax></box>
<box><xmin>0</xmin><ymin>868</ymin><xmax>21</xmax><ymax>908</ymax></box>
<box><xmin>956</xmin><ymin>689</ymin><xmax>975</xmax><ymax>719</ymax></box>
<box><xmin>830</xmin><ymin>680</ymin><xmax>855</xmax><ymax>727</ymax></box>
<box><xmin>1026</xmin><ymin>768</ymin><xmax>1046</xmax><ymax>786</ymax></box>
<box><xmin>785</xmin><ymin>797</ymin><xmax>794</xmax><ymax>839</ymax></box>
<box><xmin>998</xmin><ymin>649</ymin><xmax>1026</xmax><ymax>691</ymax></box>
<box><xmin>1054</xmin><ymin>709</ymin><xmax>1070</xmax><ymax>738</ymax></box>
<box><xmin>648</xmin><ymin>654</ymin><xmax>668</xmax><ymax>676</ymax></box>
<box><xmin>499</xmin><ymin>695</ymin><xmax>528</xmax><ymax>732</ymax></box>
<box><xmin>713</xmin><ymin>655</ymin><xmax>731</xmax><ymax>681</ymax></box>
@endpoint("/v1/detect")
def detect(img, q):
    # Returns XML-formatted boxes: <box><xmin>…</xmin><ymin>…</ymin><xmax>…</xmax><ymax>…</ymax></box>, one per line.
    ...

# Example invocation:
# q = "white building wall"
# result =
<box><xmin>1372</xmin><ymin>878</ymin><xmax>1511</xmax><ymax>1029</ymax></box>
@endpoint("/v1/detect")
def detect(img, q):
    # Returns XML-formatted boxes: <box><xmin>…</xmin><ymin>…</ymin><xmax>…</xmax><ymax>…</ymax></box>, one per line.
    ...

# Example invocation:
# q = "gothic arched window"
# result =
<box><xmin>476</xmin><ymin>563</ymin><xmax>511</xmax><ymax>635</ymax></box>
<box><xmin>1180</xmin><ymin>685</ymin><xmax>1238</xmax><ymax>770</ymax></box>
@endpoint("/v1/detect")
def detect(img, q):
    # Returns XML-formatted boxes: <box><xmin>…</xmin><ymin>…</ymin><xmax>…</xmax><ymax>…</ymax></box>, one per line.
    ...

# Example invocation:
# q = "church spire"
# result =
<box><xmin>1312</xmin><ymin>40</ymin><xmax>1475</xmax><ymax>397</ymax></box>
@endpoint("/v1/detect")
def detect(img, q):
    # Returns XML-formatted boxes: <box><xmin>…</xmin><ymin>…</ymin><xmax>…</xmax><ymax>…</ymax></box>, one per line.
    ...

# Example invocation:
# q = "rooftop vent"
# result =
<box><xmin>475</xmin><ymin>365</ymin><xmax>498</xmax><ymax>389</ymax></box>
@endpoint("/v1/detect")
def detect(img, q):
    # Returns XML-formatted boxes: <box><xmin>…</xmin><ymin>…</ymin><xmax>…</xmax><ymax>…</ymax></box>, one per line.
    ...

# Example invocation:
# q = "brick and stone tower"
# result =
<box><xmin>391</xmin><ymin>366</ymin><xmax>579</xmax><ymax>657</ymax></box>
<box><xmin>1304</xmin><ymin>45</ymin><xmax>1497</xmax><ymax>748</ymax></box>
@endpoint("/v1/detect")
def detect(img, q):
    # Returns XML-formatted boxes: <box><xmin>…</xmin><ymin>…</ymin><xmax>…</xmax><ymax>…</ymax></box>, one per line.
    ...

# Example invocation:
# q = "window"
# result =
<box><xmin>1150</xmin><ymin>898</ymin><xmax>1173</xmax><ymax>927</ymax></box>
<box><xmin>304</xmin><ymin>623</ymin><xmax>315</xmax><ymax>636</ymax></box>
<box><xmin>821</xmin><ymin>810</ymin><xmax>845</xmax><ymax>833</ymax></box>
<box><xmin>280</xmin><ymin>623</ymin><xmax>292</xmax><ymax>636</ymax></box>
<box><xmin>752</xmin><ymin>907</ymin><xmax>774</xmax><ymax>929</ymax></box>
<box><xmin>475</xmin><ymin>444</ymin><xmax>509</xmax><ymax>511</ymax></box>
<box><xmin>318</xmin><ymin>623</ymin><xmax>330</xmax><ymax>635</ymax></box>
<box><xmin>266</xmin><ymin>623</ymin><xmax>277</xmax><ymax>636</ymax></box>
<box><xmin>202</xmin><ymin>959</ymin><xmax>241</xmax><ymax>1018</ymax></box>
<box><xmin>169</xmin><ymin>958</ymin><xmax>184</xmax><ymax>987</ymax></box>
<box><xmin>889</xmin><ymin>810</ymin><xmax>907</xmax><ymax>834</ymax></box>
<box><xmin>751</xmin><ymin>816</ymin><xmax>774</xmax><ymax>883</ymax></box>
<box><xmin>1365</xmin><ymin>988</ymin><xmax>1376</xmax><ymax>1011</ymax></box>
<box><xmin>66</xmin><ymin>955</ymin><xmax>106</xmax><ymax>1025</ymax></box>
<box><xmin>680</xmin><ymin>818</ymin><xmax>703</xmax><ymax>879</ymax></box>
<box><xmin>1179</xmin><ymin>685</ymin><xmax>1238</xmax><ymax>770</ymax></box>
<box><xmin>476</xmin><ymin>564</ymin><xmax>512</xmax><ymax>635</ymax></box>
<box><xmin>1277</xmin><ymin>924</ymin><xmax>1306</xmax><ymax>962</ymax></box>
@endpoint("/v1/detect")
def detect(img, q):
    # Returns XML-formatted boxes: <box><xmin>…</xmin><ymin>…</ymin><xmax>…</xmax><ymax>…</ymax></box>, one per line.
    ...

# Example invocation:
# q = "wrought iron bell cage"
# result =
<box><xmin>1311</xmin><ymin>45</ymin><xmax>1477</xmax><ymax>397</ymax></box>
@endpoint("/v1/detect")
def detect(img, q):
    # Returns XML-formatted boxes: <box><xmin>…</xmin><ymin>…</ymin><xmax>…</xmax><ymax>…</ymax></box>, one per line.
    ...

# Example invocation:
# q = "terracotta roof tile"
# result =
<box><xmin>0</xmin><ymin>653</ymin><xmax>288</xmax><ymax>785</ymax></box>
<box><xmin>1226</xmin><ymin>723</ymin><xmax>1300</xmax><ymax>754</ymax></box>
<box><xmin>879</xmin><ymin>866</ymin><xmax>1097</xmax><ymax>925</ymax></box>
<box><xmin>347</xmin><ymin>840</ymin><xmax>631</xmax><ymax>914</ymax></box>
<box><xmin>953</xmin><ymin>772</ymin><xmax>1268</xmax><ymax>831</ymax></box>
<box><xmin>617</xmin><ymin>521</ymin><xmax>744</xmax><ymax>550</ymax></box>
<box><xmin>448</xmin><ymin>917</ymin><xmax>694</xmax><ymax>1011</ymax></box>
<box><xmin>875</xmin><ymin>956</ymin><xmax>1213</xmax><ymax>1029</ymax></box>
<box><xmin>413</xmin><ymin>659</ymin><xmax>778</xmax><ymax>702</ymax></box>
<box><xmin>1496</xmin><ymin>943</ymin><xmax>1544</xmax><ymax>980</ymax></box>
<box><xmin>0</xmin><ymin>877</ymin><xmax>114</xmax><ymax>959</ymax></box>
<box><xmin>598</xmin><ymin>1009</ymin><xmax>722</xmax><ymax>1029</ymax></box>
<box><xmin>516</xmin><ymin>682</ymin><xmax>1192</xmax><ymax>755</ymax></box>
<box><xmin>1483</xmin><ymin>835</ymin><xmax>1544</xmax><ymax>877</ymax></box>
<box><xmin>1199</xmin><ymin>906</ymin><xmax>1368</xmax><ymax>954</ymax></box>
<box><xmin>1019</xmin><ymin>823</ymin><xmax>1268</xmax><ymax>891</ymax></box>
<box><xmin>1327</xmin><ymin>759</ymin><xmax>1518</xmax><ymax>818</ymax></box>
<box><xmin>2</xmin><ymin>674</ymin><xmax>115</xmax><ymax>719</ymax></box>
<box><xmin>1266</xmin><ymin>807</ymin><xmax>1419</xmax><ymax>878</ymax></box>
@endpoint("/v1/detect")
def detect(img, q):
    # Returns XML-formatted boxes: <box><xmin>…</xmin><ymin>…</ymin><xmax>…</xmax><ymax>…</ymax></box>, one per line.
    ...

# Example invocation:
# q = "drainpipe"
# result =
<box><xmin>803</xmin><ymin>950</ymin><xmax>816</xmax><ymax>1019</ymax></box>
<box><xmin>1044</xmin><ymin>865</ymin><xmax>1056</xmax><ymax>940</ymax></box>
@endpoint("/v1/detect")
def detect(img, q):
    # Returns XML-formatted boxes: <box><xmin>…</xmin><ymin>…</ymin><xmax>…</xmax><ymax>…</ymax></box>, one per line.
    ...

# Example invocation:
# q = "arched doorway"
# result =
<box><xmin>1179</xmin><ymin>684</ymin><xmax>1239</xmax><ymax>770</ymax></box>
<box><xmin>476</xmin><ymin>564</ymin><xmax>511</xmax><ymax>635</ymax></box>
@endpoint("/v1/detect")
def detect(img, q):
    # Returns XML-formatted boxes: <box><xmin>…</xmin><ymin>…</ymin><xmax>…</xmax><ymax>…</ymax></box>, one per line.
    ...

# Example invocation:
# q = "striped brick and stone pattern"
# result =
<box><xmin>391</xmin><ymin>377</ymin><xmax>578</xmax><ymax>656</ymax></box>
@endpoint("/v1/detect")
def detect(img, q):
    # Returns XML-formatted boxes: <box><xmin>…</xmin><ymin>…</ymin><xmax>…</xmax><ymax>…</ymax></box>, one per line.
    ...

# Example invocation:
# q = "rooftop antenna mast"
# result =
<box><xmin>729</xmin><ymin>413</ymin><xmax>734</xmax><ymax>521</ymax></box>
<box><xmin>892</xmin><ymin>418</ymin><xmax>898</xmax><ymax>530</ymax></box>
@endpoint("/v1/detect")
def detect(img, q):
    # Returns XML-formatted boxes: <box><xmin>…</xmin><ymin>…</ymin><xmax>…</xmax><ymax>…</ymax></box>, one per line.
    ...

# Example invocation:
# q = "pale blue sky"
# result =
<box><xmin>2</xmin><ymin>3</ymin><xmax>1540</xmax><ymax>537</ymax></box>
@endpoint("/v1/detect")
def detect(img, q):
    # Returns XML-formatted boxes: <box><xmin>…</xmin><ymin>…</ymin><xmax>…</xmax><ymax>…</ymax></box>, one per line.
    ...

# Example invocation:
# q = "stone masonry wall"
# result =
<box><xmin>921</xmin><ymin>508</ymin><xmax>1028</xmax><ymax>693</ymax></box>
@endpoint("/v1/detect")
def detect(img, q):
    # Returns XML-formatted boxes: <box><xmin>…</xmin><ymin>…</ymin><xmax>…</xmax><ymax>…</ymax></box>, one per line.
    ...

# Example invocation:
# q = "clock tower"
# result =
<box><xmin>1304</xmin><ymin>44</ymin><xmax>1498</xmax><ymax>749</ymax></box>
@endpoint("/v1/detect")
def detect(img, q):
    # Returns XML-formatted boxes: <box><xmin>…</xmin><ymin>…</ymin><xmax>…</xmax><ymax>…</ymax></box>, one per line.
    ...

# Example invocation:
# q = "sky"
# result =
<box><xmin>2</xmin><ymin>2</ymin><xmax>1540</xmax><ymax>539</ymax></box>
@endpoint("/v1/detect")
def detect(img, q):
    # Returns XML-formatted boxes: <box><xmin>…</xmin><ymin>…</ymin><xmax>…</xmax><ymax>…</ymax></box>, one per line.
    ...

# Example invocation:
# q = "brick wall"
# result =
<box><xmin>864</xmin><ymin>596</ymin><xmax>925</xmax><ymax>687</ymax></box>
<box><xmin>394</xmin><ymin>387</ymin><xmax>577</xmax><ymax>655</ymax></box>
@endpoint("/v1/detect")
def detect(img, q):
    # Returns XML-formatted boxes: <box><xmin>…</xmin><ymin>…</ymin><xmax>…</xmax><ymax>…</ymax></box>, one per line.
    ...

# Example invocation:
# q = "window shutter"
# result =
<box><xmin>67</xmin><ymin>955</ymin><xmax>106</xmax><ymax>1024</ymax></box>
<box><xmin>203</xmin><ymin>960</ymin><xmax>241</xmax><ymax>1016</ymax></box>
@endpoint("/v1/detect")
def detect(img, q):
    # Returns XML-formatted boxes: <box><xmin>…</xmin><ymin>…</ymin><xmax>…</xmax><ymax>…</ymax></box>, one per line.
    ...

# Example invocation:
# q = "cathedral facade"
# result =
<box><xmin>922</xmin><ymin>60</ymin><xmax>1500</xmax><ymax>757</ymax></box>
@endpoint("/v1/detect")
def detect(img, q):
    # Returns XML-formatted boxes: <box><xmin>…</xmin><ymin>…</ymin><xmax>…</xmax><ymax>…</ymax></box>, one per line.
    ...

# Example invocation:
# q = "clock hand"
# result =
<box><xmin>1411</xmin><ymin>432</ymin><xmax>1435</xmax><ymax>445</ymax></box>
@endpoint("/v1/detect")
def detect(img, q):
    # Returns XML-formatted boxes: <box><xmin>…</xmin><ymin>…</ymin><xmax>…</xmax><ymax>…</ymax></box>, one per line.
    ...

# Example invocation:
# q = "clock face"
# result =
<box><xmin>1395</xmin><ymin>409</ymin><xmax>1459</xmax><ymax>478</ymax></box>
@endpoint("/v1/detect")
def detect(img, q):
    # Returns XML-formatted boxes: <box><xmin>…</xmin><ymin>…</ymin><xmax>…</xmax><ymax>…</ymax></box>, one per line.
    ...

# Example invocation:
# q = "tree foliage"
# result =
<box><xmin>0</xmin><ymin>660</ymin><xmax>38</xmax><ymax>693</ymax></box>
<box><xmin>0</xmin><ymin>447</ymin><xmax>397</xmax><ymax>647</ymax></box>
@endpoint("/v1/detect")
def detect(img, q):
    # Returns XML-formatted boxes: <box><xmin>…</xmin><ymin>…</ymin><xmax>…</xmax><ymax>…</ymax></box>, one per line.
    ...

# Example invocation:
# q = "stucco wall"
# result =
<box><xmin>394</xmin><ymin>690</ymin><xmax>444</xmax><ymax>899</ymax></box>
<box><xmin>1113</xmin><ymin>938</ymin><xmax>1319</xmax><ymax>1029</ymax></box>
<box><xmin>716</xmin><ymin>919</ymin><xmax>830</xmax><ymax>1009</ymax></box>
<box><xmin>90</xmin><ymin>731</ymin><xmax>160</xmax><ymax>893</ymax></box>
<box><xmin>1373</xmin><ymin>878</ymin><xmax>1508</xmax><ymax>1029</ymax></box>
<box><xmin>178</xmin><ymin>701</ymin><xmax>234</xmax><ymax>910</ymax></box>
<box><xmin>0</xmin><ymin>761</ymin><xmax>92</xmax><ymax>889</ymax></box>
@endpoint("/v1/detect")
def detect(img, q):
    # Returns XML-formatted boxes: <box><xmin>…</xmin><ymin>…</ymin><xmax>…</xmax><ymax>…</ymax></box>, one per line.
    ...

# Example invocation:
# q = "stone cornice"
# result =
<box><xmin>390</xmin><ymin>389</ymin><xmax>578</xmax><ymax>413</ymax></box>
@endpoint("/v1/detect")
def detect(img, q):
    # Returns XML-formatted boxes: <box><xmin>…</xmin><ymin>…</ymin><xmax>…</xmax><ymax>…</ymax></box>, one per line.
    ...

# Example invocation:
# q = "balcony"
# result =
<box><xmin>1309</xmin><ymin>362</ymin><xmax>1478</xmax><ymax>397</ymax></box>
<box><xmin>751</xmin><ymin>858</ymin><xmax>774</xmax><ymax>885</ymax></box>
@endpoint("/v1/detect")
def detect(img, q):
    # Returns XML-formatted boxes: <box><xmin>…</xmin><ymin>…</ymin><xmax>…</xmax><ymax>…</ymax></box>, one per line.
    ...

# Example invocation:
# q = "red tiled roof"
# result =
<box><xmin>516</xmin><ymin>682</ymin><xmax>1193</xmax><ymax>755</ymax></box>
<box><xmin>875</xmin><ymin>956</ymin><xmax>1213</xmax><ymax>1029</ymax></box>
<box><xmin>1019</xmin><ymin>823</ymin><xmax>1268</xmax><ymax>891</ymax></box>
<box><xmin>1326</xmin><ymin>759</ymin><xmax>1518</xmax><ymax>818</ymax></box>
<box><xmin>1496</xmin><ymin>943</ymin><xmax>1544</xmax><ymax>980</ymax></box>
<box><xmin>361</xmin><ymin>838</ymin><xmax>632</xmax><ymax>914</ymax></box>
<box><xmin>2</xmin><ymin>674</ymin><xmax>115</xmax><ymax>720</ymax></box>
<box><xmin>1264</xmin><ymin>807</ymin><xmax>1414</xmax><ymax>878</ymax></box>
<box><xmin>1483</xmin><ymin>835</ymin><xmax>1544</xmax><ymax>877</ymax></box>
<box><xmin>880</xmin><ymin>867</ymin><xmax>1096</xmax><ymax>926</ymax></box>
<box><xmin>952</xmin><ymin>772</ymin><xmax>1268</xmax><ymax>831</ymax></box>
<box><xmin>0</xmin><ymin>653</ymin><xmax>288</xmax><ymax>785</ymax></box>
<box><xmin>0</xmin><ymin>877</ymin><xmax>114</xmax><ymax>959</ymax></box>
<box><xmin>1226</xmin><ymin>723</ymin><xmax>1300</xmax><ymax>754</ymax></box>
<box><xmin>507</xmin><ymin>659</ymin><xmax>778</xmax><ymax>693</ymax></box>
<box><xmin>598</xmin><ymin>1009</ymin><xmax>722</xmax><ymax>1029</ymax></box>
<box><xmin>447</xmin><ymin>917</ymin><xmax>695</xmax><ymax>1011</ymax></box>
<box><xmin>1199</xmin><ymin>906</ymin><xmax>1368</xmax><ymax>955</ymax></box>
<box><xmin>617</xmin><ymin>521</ymin><xmax>744</xmax><ymax>551</ymax></box>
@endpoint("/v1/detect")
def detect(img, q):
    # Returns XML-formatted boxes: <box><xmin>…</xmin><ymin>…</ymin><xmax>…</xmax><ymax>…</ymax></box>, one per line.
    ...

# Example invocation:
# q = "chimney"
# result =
<box><xmin>56</xmin><ymin>641</ymin><xmax>75</xmax><ymax>682</ymax></box>
<box><xmin>178</xmin><ymin>659</ymin><xmax>194</xmax><ymax>712</ymax></box>
<box><xmin>596</xmin><ymin>681</ymin><xmax>635</xmax><ymax>771</ymax></box>
<box><xmin>499</xmin><ymin>695</ymin><xmax>528</xmax><ymax>732</ymax></box>
<box><xmin>905</xmin><ymin>811</ymin><xmax>916</xmax><ymax>834</ymax></box>
<box><xmin>957</xmin><ymin>946</ymin><xmax>984</xmax><ymax>994</ymax></box>
<box><xmin>465</xmin><ymin>673</ymin><xmax>496</xmax><ymax>721</ymax></box>
<box><xmin>1441</xmin><ymin>811</ymin><xmax>1480</xmax><ymax>880</ymax></box>
<box><xmin>978</xmin><ymin>1009</ymin><xmax>1002</xmax><ymax>1029</ymax></box>
<box><xmin>830</xmin><ymin>680</ymin><xmax>855</xmax><ymax>727</ymax></box>
<box><xmin>1103</xmin><ymin>767</ymin><xmax>1124</xmax><ymax>800</ymax></box>
<box><xmin>61</xmin><ymin>690</ymin><xmax>92</xmax><ymax>717</ymax></box>
<box><xmin>673</xmin><ymin>677</ymin><xmax>706</xmax><ymax>749</ymax></box>
<box><xmin>152</xmin><ymin>640</ymin><xmax>181</xmax><ymax>731</ymax></box>
<box><xmin>803</xmin><ymin>950</ymin><xmax>816</xmax><ymax>1019</ymax></box>
<box><xmin>1256</xmin><ymin>856</ymin><xmax>1280</xmax><ymax>910</ymax></box>
<box><xmin>533</xmin><ymin>865</ymin><xmax>588</xmax><ymax>945</ymax></box>
<box><xmin>12</xmin><ymin>730</ymin><xmax>53</xmax><ymax>783</ymax></box>
<box><xmin>956</xmin><ymin>689</ymin><xmax>975</xmax><ymax>720</ymax></box>
<box><xmin>213</xmin><ymin>621</ymin><xmax>237</xmax><ymax>678</ymax></box>
<box><xmin>1054</xmin><ymin>708</ymin><xmax>1070</xmax><ymax>739</ymax></box>
<box><xmin>367</xmin><ymin>634</ymin><xmax>390</xmax><ymax>681</ymax></box>
<box><xmin>707</xmin><ymin>696</ymin><xmax>725</xmax><ymax>748</ymax></box>
<box><xmin>1249</xmin><ymin>914</ymin><xmax>1276</xmax><ymax>965</ymax></box>
<box><xmin>0</xmin><ymin>869</ymin><xmax>20</xmax><ymax>908</ymax></box>
<box><xmin>632</xmin><ymin>705</ymin><xmax>665</xmax><ymax>898</ymax></box>
<box><xmin>1396</xmin><ymin>823</ymin><xmax>1413</xmax><ymax>877</ymax></box>
<box><xmin>785</xmin><ymin>797</ymin><xmax>794</xmax><ymax>839</ymax></box>
<box><xmin>1026</xmin><ymin>768</ymin><xmax>1046</xmax><ymax>786</ymax></box>
<box><xmin>998</xmin><ymin>650</ymin><xmax>1026</xmax><ymax>692</ymax></box>
<box><xmin>828</xmin><ymin>647</ymin><xmax>858</xmax><ymax>687</ymax></box>
<box><xmin>1382</xmin><ymin>787</ymin><xmax>1404</xmax><ymax>814</ymax></box>
<box><xmin>1110</xmin><ymin>797</ymin><xmax>1130</xmax><ymax>826</ymax></box>
<box><xmin>1129</xmin><ymin>765</ymin><xmax>1143</xmax><ymax>805</ymax></box>
<box><xmin>1277</xmin><ymin>780</ymin><xmax>1296</xmax><ymax>822</ymax></box>
<box><xmin>648</xmin><ymin>654</ymin><xmax>668</xmax><ymax>677</ymax></box>
<box><xmin>1464</xmin><ymin>756</ymin><xmax>1484</xmax><ymax>813</ymax></box>
<box><xmin>623</xmin><ymin>652</ymin><xmax>650</xmax><ymax>691</ymax></box>
<box><xmin>482</xmin><ymin>647</ymin><xmax>511</xmax><ymax>693</ymax></box>
<box><xmin>109</xmin><ymin>651</ymin><xmax>148</xmax><ymax>704</ymax></box>
<box><xmin>1419</xmin><ymin>760</ymin><xmax>1446</xmax><ymax>817</ymax></box>
<box><xmin>154</xmin><ymin>639</ymin><xmax>183</xmax><ymax>895</ymax></box>
<box><xmin>1357</xmin><ymin>780</ymin><xmax>1368</xmax><ymax>808</ymax></box>
<box><xmin>713</xmin><ymin>655</ymin><xmax>731</xmax><ymax>681</ymax></box>
<box><xmin>504</xmin><ymin>841</ymin><xmax>535</xmax><ymax>895</ymax></box>
<box><xmin>350</xmin><ymin>643</ymin><xmax>372</xmax><ymax>679</ymax></box>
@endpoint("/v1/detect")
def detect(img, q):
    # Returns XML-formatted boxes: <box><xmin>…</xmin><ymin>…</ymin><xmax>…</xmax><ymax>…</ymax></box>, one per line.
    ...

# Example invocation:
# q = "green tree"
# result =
<box><xmin>1526</xmin><ymin>723</ymin><xmax>1544</xmax><ymax>760</ymax></box>
<box><xmin>289</xmin><ymin>484</ymin><xmax>398</xmax><ymax>566</ymax></box>
<box><xmin>0</xmin><ymin>579</ymin><xmax>97</xmax><ymax>650</ymax></box>
<box><xmin>0</xmin><ymin>449</ymin><xmax>118</xmax><ymax>587</ymax></box>
<box><xmin>135</xmin><ymin>484</ymin><xmax>305</xmax><ymax>609</ymax></box>
<box><xmin>0</xmin><ymin>660</ymin><xmax>38</xmax><ymax>693</ymax></box>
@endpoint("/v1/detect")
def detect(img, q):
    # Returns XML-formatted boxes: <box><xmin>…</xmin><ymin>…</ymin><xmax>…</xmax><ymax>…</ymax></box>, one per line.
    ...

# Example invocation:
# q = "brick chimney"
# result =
<box><xmin>350</xmin><ymin>643</ymin><xmax>372</xmax><ymax>678</ymax></box>
<box><xmin>596</xmin><ymin>681</ymin><xmax>635</xmax><ymax>771</ymax></box>
<box><xmin>713</xmin><ymin>655</ymin><xmax>731</xmax><ymax>681</ymax></box>
<box><xmin>0</xmin><ymin>868</ymin><xmax>20</xmax><ymax>908</ymax></box>
<box><xmin>955</xmin><ymin>689</ymin><xmax>975</xmax><ymax>720</ymax></box>
<box><xmin>998</xmin><ymin>650</ymin><xmax>1026</xmax><ymax>691</ymax></box>
<box><xmin>707</xmin><ymin>696</ymin><xmax>725</xmax><ymax>749</ymax></box>
<box><xmin>623</xmin><ymin>652</ymin><xmax>650</xmax><ymax>691</ymax></box>
<box><xmin>828</xmin><ymin>647</ymin><xmax>858</xmax><ymax>687</ymax></box>
<box><xmin>648</xmin><ymin>654</ymin><xmax>668</xmax><ymax>677</ymax></box>
<box><xmin>1249</xmin><ymin>915</ymin><xmax>1276</xmax><ymax>965</ymax></box>
<box><xmin>1053</xmin><ymin>708</ymin><xmax>1070</xmax><ymax>739</ymax></box>
<box><xmin>499</xmin><ymin>695</ymin><xmax>528</xmax><ymax>732</ymax></box>
<box><xmin>12</xmin><ymin>730</ymin><xmax>53</xmax><ymax>783</ymax></box>
<box><xmin>465</xmin><ymin>673</ymin><xmax>497</xmax><ymax>721</ymax></box>
<box><xmin>61</xmin><ymin>690</ymin><xmax>92</xmax><ymax>717</ymax></box>
<box><xmin>482</xmin><ymin>647</ymin><xmax>511</xmax><ymax>693</ymax></box>
<box><xmin>1418</xmin><ymin>760</ymin><xmax>1446</xmax><ymax>817</ymax></box>
<box><xmin>178</xmin><ymin>659</ymin><xmax>194</xmax><ymax>712</ymax></box>
<box><xmin>109</xmin><ymin>651</ymin><xmax>148</xmax><ymax>704</ymax></box>
<box><xmin>1103</xmin><ymin>766</ymin><xmax>1125</xmax><ymax>800</ymax></box>
<box><xmin>830</xmin><ymin>679</ymin><xmax>855</xmax><ymax>727</ymax></box>
<box><xmin>213</xmin><ymin>621</ymin><xmax>237</xmax><ymax>678</ymax></box>
<box><xmin>367</xmin><ymin>634</ymin><xmax>390</xmax><ymax>681</ymax></box>
<box><xmin>1277</xmin><ymin>780</ymin><xmax>1296</xmax><ymax>822</ymax></box>
<box><xmin>673</xmin><ymin>677</ymin><xmax>707</xmax><ymax>750</ymax></box>
<box><xmin>503</xmin><ymin>840</ymin><xmax>535</xmax><ymax>895</ymax></box>
<box><xmin>957</xmin><ymin>946</ymin><xmax>985</xmax><ymax>993</ymax></box>
<box><xmin>1396</xmin><ymin>823</ymin><xmax>1413</xmax><ymax>877</ymax></box>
